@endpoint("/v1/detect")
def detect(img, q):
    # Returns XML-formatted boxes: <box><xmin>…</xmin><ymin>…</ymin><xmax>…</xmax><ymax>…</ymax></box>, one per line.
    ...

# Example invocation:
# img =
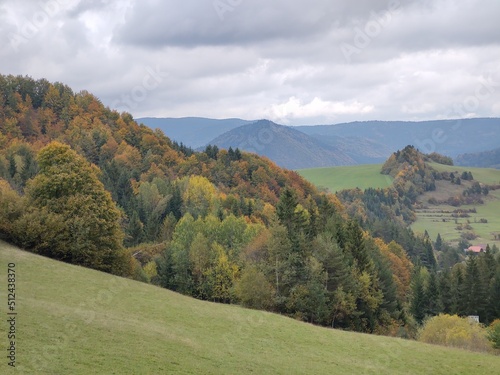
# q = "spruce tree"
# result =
<box><xmin>464</xmin><ymin>256</ymin><xmax>486</xmax><ymax>319</ymax></box>
<box><xmin>435</xmin><ymin>233</ymin><xmax>443</xmax><ymax>251</ymax></box>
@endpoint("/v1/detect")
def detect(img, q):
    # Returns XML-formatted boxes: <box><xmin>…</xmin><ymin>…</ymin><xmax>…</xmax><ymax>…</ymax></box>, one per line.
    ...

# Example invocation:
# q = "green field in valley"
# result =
<box><xmin>1</xmin><ymin>241</ymin><xmax>500</xmax><ymax>374</ymax></box>
<box><xmin>298</xmin><ymin>162</ymin><xmax>500</xmax><ymax>246</ymax></box>
<box><xmin>297</xmin><ymin>164</ymin><xmax>393</xmax><ymax>192</ymax></box>
<box><xmin>412</xmin><ymin>163</ymin><xmax>500</xmax><ymax>245</ymax></box>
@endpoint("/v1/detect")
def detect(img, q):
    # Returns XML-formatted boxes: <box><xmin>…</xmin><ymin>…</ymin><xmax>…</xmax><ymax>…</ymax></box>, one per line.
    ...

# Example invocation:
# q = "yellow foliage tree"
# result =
<box><xmin>418</xmin><ymin>314</ymin><xmax>491</xmax><ymax>353</ymax></box>
<box><xmin>182</xmin><ymin>175</ymin><xmax>217</xmax><ymax>219</ymax></box>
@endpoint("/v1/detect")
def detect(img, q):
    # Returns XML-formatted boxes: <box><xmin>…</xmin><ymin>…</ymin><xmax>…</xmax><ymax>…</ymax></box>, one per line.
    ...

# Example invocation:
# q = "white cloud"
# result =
<box><xmin>266</xmin><ymin>97</ymin><xmax>374</xmax><ymax>124</ymax></box>
<box><xmin>0</xmin><ymin>0</ymin><xmax>499</xmax><ymax>125</ymax></box>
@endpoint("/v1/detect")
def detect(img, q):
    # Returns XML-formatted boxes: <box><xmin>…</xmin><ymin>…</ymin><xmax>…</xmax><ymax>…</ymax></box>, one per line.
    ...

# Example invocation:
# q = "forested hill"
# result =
<box><xmin>0</xmin><ymin>73</ymin><xmax>418</xmax><ymax>335</ymax></box>
<box><xmin>206</xmin><ymin>119</ymin><xmax>356</xmax><ymax>169</ymax></box>
<box><xmin>456</xmin><ymin>147</ymin><xmax>500</xmax><ymax>169</ymax></box>
<box><xmin>1</xmin><ymin>75</ymin><xmax>499</xmax><ymax>338</ymax></box>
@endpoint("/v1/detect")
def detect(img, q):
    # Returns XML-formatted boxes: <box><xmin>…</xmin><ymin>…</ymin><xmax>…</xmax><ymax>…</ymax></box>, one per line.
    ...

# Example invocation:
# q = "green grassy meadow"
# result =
<box><xmin>299</xmin><ymin>162</ymin><xmax>500</xmax><ymax>245</ymax></box>
<box><xmin>412</xmin><ymin>164</ymin><xmax>500</xmax><ymax>244</ymax></box>
<box><xmin>1</xmin><ymin>241</ymin><xmax>499</xmax><ymax>374</ymax></box>
<box><xmin>297</xmin><ymin>164</ymin><xmax>393</xmax><ymax>192</ymax></box>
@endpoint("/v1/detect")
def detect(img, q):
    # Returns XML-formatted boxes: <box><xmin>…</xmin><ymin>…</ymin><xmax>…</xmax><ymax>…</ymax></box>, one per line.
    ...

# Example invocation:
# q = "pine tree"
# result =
<box><xmin>411</xmin><ymin>268</ymin><xmax>428</xmax><ymax>324</ymax></box>
<box><xmin>425</xmin><ymin>272</ymin><xmax>442</xmax><ymax>316</ymax></box>
<box><xmin>438</xmin><ymin>269</ymin><xmax>454</xmax><ymax>314</ymax></box>
<box><xmin>435</xmin><ymin>233</ymin><xmax>443</xmax><ymax>251</ymax></box>
<box><xmin>276</xmin><ymin>187</ymin><xmax>299</xmax><ymax>233</ymax></box>
<box><xmin>166</xmin><ymin>184</ymin><xmax>183</xmax><ymax>220</ymax></box>
<box><xmin>126</xmin><ymin>211</ymin><xmax>144</xmax><ymax>247</ymax></box>
<box><xmin>345</xmin><ymin>220</ymin><xmax>371</xmax><ymax>273</ymax></box>
<box><xmin>464</xmin><ymin>256</ymin><xmax>486</xmax><ymax>319</ymax></box>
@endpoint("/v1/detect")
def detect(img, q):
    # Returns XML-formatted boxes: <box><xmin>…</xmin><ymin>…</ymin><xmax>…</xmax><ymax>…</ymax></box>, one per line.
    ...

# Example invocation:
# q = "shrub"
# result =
<box><xmin>418</xmin><ymin>314</ymin><xmax>491</xmax><ymax>353</ymax></box>
<box><xmin>487</xmin><ymin>320</ymin><xmax>500</xmax><ymax>349</ymax></box>
<box><xmin>461</xmin><ymin>231</ymin><xmax>477</xmax><ymax>241</ymax></box>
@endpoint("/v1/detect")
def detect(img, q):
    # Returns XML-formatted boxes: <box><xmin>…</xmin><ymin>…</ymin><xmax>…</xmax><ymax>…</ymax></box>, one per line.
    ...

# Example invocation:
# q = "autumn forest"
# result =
<box><xmin>1</xmin><ymin>74</ymin><xmax>500</xmax><ymax>340</ymax></box>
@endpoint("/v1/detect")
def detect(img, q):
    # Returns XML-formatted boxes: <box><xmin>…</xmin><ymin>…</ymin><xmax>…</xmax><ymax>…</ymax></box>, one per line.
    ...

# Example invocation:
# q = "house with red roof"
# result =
<box><xmin>465</xmin><ymin>244</ymin><xmax>487</xmax><ymax>254</ymax></box>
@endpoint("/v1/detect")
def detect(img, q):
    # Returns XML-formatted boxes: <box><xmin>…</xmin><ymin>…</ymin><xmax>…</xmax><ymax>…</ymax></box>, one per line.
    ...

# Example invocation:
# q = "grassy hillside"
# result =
<box><xmin>297</xmin><ymin>164</ymin><xmax>393</xmax><ymax>192</ymax></box>
<box><xmin>412</xmin><ymin>163</ymin><xmax>500</xmax><ymax>244</ymax></box>
<box><xmin>2</xmin><ymin>242</ymin><xmax>499</xmax><ymax>374</ymax></box>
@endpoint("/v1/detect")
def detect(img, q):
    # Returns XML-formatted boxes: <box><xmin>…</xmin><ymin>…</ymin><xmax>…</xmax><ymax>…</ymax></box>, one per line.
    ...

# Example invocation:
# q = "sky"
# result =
<box><xmin>1</xmin><ymin>0</ymin><xmax>499</xmax><ymax>125</ymax></box>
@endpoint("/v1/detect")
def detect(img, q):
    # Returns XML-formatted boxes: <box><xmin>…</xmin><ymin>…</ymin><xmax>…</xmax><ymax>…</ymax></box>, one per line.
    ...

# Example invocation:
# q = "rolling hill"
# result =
<box><xmin>206</xmin><ymin>120</ymin><xmax>356</xmax><ymax>169</ymax></box>
<box><xmin>2</xmin><ymin>240</ymin><xmax>499</xmax><ymax>375</ymax></box>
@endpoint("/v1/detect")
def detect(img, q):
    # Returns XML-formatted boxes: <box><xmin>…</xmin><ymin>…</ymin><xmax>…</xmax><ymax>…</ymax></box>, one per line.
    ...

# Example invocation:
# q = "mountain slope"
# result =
<box><xmin>297</xmin><ymin>118</ymin><xmax>500</xmax><ymax>158</ymax></box>
<box><xmin>206</xmin><ymin>120</ymin><xmax>356</xmax><ymax>169</ymax></box>
<box><xmin>455</xmin><ymin>147</ymin><xmax>500</xmax><ymax>169</ymax></box>
<box><xmin>137</xmin><ymin>117</ymin><xmax>252</xmax><ymax>148</ymax></box>
<box><xmin>2</xmin><ymin>241</ymin><xmax>499</xmax><ymax>375</ymax></box>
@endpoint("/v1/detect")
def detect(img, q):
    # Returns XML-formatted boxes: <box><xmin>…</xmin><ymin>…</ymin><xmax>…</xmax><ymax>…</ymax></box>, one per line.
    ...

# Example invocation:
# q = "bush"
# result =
<box><xmin>487</xmin><ymin>320</ymin><xmax>500</xmax><ymax>349</ymax></box>
<box><xmin>418</xmin><ymin>314</ymin><xmax>491</xmax><ymax>353</ymax></box>
<box><xmin>461</xmin><ymin>231</ymin><xmax>478</xmax><ymax>241</ymax></box>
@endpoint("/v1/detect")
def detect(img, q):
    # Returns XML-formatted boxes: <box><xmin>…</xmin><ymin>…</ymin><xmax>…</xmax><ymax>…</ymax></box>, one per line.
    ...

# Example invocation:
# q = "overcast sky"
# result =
<box><xmin>1</xmin><ymin>0</ymin><xmax>499</xmax><ymax>125</ymax></box>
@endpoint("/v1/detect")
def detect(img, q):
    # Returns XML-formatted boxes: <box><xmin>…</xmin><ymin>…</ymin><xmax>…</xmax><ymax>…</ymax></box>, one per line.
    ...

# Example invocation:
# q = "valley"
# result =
<box><xmin>299</xmin><ymin>162</ymin><xmax>500</xmax><ymax>246</ymax></box>
<box><xmin>412</xmin><ymin>163</ymin><xmax>500</xmax><ymax>245</ymax></box>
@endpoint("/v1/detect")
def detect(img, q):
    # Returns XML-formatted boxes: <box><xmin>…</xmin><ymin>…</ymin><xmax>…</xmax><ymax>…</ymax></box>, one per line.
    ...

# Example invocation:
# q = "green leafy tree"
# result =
<box><xmin>19</xmin><ymin>142</ymin><xmax>131</xmax><ymax>275</ymax></box>
<box><xmin>234</xmin><ymin>265</ymin><xmax>274</xmax><ymax>310</ymax></box>
<box><xmin>0</xmin><ymin>179</ymin><xmax>25</xmax><ymax>241</ymax></box>
<box><xmin>189</xmin><ymin>232</ymin><xmax>212</xmax><ymax>298</ymax></box>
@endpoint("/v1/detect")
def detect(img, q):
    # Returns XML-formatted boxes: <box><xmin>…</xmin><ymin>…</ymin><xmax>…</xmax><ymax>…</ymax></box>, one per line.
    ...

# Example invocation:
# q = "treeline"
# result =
<box><xmin>411</xmin><ymin>247</ymin><xmax>500</xmax><ymax>325</ymax></box>
<box><xmin>456</xmin><ymin>147</ymin><xmax>500</xmax><ymax>169</ymax></box>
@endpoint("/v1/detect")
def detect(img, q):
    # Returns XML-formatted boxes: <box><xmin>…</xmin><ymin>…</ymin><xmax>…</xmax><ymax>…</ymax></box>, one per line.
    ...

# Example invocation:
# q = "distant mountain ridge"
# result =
<box><xmin>141</xmin><ymin>117</ymin><xmax>500</xmax><ymax>169</ymax></box>
<box><xmin>206</xmin><ymin>120</ymin><xmax>355</xmax><ymax>169</ymax></box>
<box><xmin>296</xmin><ymin>118</ymin><xmax>500</xmax><ymax>158</ymax></box>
